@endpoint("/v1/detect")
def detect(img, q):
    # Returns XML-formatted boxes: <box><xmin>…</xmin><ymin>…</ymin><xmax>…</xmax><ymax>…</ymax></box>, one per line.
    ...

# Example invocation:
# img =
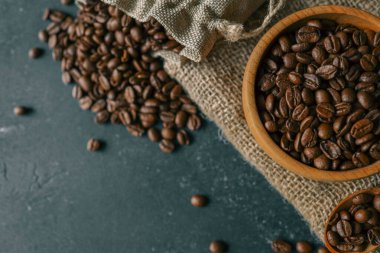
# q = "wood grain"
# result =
<box><xmin>324</xmin><ymin>188</ymin><xmax>380</xmax><ymax>253</ymax></box>
<box><xmin>242</xmin><ymin>6</ymin><xmax>380</xmax><ymax>182</ymax></box>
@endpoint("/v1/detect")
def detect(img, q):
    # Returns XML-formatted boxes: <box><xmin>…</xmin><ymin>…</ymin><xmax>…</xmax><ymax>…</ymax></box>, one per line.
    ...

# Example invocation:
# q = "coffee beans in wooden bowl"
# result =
<box><xmin>38</xmin><ymin>1</ymin><xmax>202</xmax><ymax>154</ymax></box>
<box><xmin>256</xmin><ymin>19</ymin><xmax>380</xmax><ymax>171</ymax></box>
<box><xmin>325</xmin><ymin>189</ymin><xmax>380</xmax><ymax>252</ymax></box>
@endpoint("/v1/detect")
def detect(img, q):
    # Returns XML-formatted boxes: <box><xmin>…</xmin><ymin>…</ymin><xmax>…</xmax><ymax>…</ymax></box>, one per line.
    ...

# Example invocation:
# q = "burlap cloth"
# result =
<box><xmin>163</xmin><ymin>0</ymin><xmax>380</xmax><ymax>242</ymax></box>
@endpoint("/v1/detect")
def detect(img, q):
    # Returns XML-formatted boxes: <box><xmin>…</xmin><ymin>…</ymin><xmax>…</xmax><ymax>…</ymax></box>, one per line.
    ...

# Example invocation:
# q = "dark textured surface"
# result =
<box><xmin>0</xmin><ymin>1</ymin><xmax>320</xmax><ymax>252</ymax></box>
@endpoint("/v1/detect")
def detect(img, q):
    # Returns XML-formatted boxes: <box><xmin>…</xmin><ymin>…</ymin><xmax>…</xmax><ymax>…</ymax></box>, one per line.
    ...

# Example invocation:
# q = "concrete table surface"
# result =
<box><xmin>0</xmin><ymin>1</ymin><xmax>320</xmax><ymax>252</ymax></box>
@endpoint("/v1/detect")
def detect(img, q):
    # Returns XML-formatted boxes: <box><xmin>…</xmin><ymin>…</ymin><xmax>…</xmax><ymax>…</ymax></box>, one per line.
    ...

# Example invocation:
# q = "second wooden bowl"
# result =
<box><xmin>242</xmin><ymin>6</ymin><xmax>380</xmax><ymax>182</ymax></box>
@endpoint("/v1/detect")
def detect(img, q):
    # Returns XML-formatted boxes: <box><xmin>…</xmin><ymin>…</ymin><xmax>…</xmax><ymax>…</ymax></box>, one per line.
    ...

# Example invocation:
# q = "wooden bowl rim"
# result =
<box><xmin>324</xmin><ymin>188</ymin><xmax>380</xmax><ymax>253</ymax></box>
<box><xmin>242</xmin><ymin>5</ymin><xmax>380</xmax><ymax>182</ymax></box>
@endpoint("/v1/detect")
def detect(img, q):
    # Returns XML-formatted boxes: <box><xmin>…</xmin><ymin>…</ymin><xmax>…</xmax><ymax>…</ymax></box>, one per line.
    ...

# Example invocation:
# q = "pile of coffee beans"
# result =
<box><xmin>272</xmin><ymin>239</ymin><xmax>329</xmax><ymax>253</ymax></box>
<box><xmin>38</xmin><ymin>1</ymin><xmax>202</xmax><ymax>153</ymax></box>
<box><xmin>326</xmin><ymin>193</ymin><xmax>380</xmax><ymax>251</ymax></box>
<box><xmin>256</xmin><ymin>19</ymin><xmax>380</xmax><ymax>170</ymax></box>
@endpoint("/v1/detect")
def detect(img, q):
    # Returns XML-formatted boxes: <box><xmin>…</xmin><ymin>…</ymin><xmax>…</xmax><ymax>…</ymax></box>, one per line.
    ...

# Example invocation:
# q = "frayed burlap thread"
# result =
<box><xmin>165</xmin><ymin>0</ymin><xmax>380</xmax><ymax>243</ymax></box>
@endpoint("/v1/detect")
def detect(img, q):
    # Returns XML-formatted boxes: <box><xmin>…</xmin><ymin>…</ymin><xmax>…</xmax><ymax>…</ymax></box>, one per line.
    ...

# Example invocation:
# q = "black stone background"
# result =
<box><xmin>0</xmin><ymin>1</ymin><xmax>320</xmax><ymax>252</ymax></box>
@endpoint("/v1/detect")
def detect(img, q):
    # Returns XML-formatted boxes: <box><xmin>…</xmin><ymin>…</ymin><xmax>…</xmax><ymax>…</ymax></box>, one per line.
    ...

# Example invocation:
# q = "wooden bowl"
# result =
<box><xmin>324</xmin><ymin>188</ymin><xmax>380</xmax><ymax>253</ymax></box>
<box><xmin>242</xmin><ymin>6</ymin><xmax>380</xmax><ymax>182</ymax></box>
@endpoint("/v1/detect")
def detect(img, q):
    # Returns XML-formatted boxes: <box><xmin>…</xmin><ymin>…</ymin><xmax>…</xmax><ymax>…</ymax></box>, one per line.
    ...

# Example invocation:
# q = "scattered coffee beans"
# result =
<box><xmin>13</xmin><ymin>106</ymin><xmax>28</xmax><ymax>116</ymax></box>
<box><xmin>272</xmin><ymin>240</ymin><xmax>328</xmax><ymax>253</ymax></box>
<box><xmin>191</xmin><ymin>194</ymin><xmax>208</xmax><ymax>207</ymax></box>
<box><xmin>257</xmin><ymin>19</ymin><xmax>380</xmax><ymax>170</ymax></box>
<box><xmin>28</xmin><ymin>47</ymin><xmax>44</xmax><ymax>59</ymax></box>
<box><xmin>87</xmin><ymin>138</ymin><xmax>101</xmax><ymax>152</ymax></box>
<box><xmin>209</xmin><ymin>240</ymin><xmax>227</xmax><ymax>253</ymax></box>
<box><xmin>39</xmin><ymin>1</ymin><xmax>201</xmax><ymax>153</ymax></box>
<box><xmin>326</xmin><ymin>193</ymin><xmax>380</xmax><ymax>251</ymax></box>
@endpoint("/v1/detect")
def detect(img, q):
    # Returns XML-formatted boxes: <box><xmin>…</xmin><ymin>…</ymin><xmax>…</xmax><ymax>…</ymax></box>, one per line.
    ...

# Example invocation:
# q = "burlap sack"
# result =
<box><xmin>89</xmin><ymin>0</ymin><xmax>287</xmax><ymax>62</ymax></box>
<box><xmin>162</xmin><ymin>0</ymin><xmax>380</xmax><ymax>242</ymax></box>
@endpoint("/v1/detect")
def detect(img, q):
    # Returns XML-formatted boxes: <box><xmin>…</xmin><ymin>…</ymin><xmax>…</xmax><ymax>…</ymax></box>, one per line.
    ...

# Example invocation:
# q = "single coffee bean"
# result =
<box><xmin>360</xmin><ymin>54</ymin><xmax>378</xmax><ymax>71</ymax></box>
<box><xmin>177</xmin><ymin>130</ymin><xmax>190</xmax><ymax>145</ymax></box>
<box><xmin>337</xmin><ymin>220</ymin><xmax>353</xmax><ymax>237</ymax></box>
<box><xmin>187</xmin><ymin>114</ymin><xmax>202</xmax><ymax>131</ymax></box>
<box><xmin>297</xmin><ymin>26</ymin><xmax>320</xmax><ymax>43</ymax></box>
<box><xmin>350</xmin><ymin>119</ymin><xmax>374</xmax><ymax>139</ymax></box>
<box><xmin>38</xmin><ymin>30</ymin><xmax>48</xmax><ymax>42</ymax></box>
<box><xmin>340</xmin><ymin>210</ymin><xmax>351</xmax><ymax>220</ymax></box>
<box><xmin>320</xmin><ymin>140</ymin><xmax>341</xmax><ymax>160</ymax></box>
<box><xmin>368</xmin><ymin>228</ymin><xmax>380</xmax><ymax>245</ymax></box>
<box><xmin>13</xmin><ymin>106</ymin><xmax>28</xmax><ymax>116</ymax></box>
<box><xmin>353</xmin><ymin>193</ymin><xmax>373</xmax><ymax>205</ymax></box>
<box><xmin>295</xmin><ymin>241</ymin><xmax>312</xmax><ymax>253</ymax></box>
<box><xmin>369</xmin><ymin>143</ymin><xmax>380</xmax><ymax>160</ymax></box>
<box><xmin>316</xmin><ymin>103</ymin><xmax>335</xmax><ymax>122</ymax></box>
<box><xmin>352</xmin><ymin>152</ymin><xmax>370</xmax><ymax>167</ymax></box>
<box><xmin>341</xmin><ymin>88</ymin><xmax>356</xmax><ymax>103</ymax></box>
<box><xmin>159</xmin><ymin>139</ymin><xmax>175</xmax><ymax>153</ymax></box>
<box><xmin>271</xmin><ymin>240</ymin><xmax>292</xmax><ymax>253</ymax></box>
<box><xmin>327</xmin><ymin>230</ymin><xmax>340</xmax><ymax>246</ymax></box>
<box><xmin>336</xmin><ymin>243</ymin><xmax>354</xmax><ymax>251</ymax></box>
<box><xmin>87</xmin><ymin>138</ymin><xmax>101</xmax><ymax>152</ymax></box>
<box><xmin>61</xmin><ymin>0</ymin><xmax>73</xmax><ymax>5</ymax></box>
<box><xmin>324</xmin><ymin>35</ymin><xmax>341</xmax><ymax>54</ymax></box>
<box><xmin>316</xmin><ymin>246</ymin><xmax>329</xmax><ymax>253</ymax></box>
<box><xmin>357</xmin><ymin>91</ymin><xmax>375</xmax><ymax>110</ymax></box>
<box><xmin>191</xmin><ymin>194</ymin><xmax>208</xmax><ymax>207</ymax></box>
<box><xmin>314</xmin><ymin>154</ymin><xmax>331</xmax><ymax>170</ymax></box>
<box><xmin>28</xmin><ymin>47</ymin><xmax>43</xmax><ymax>59</ymax></box>
<box><xmin>278</xmin><ymin>36</ymin><xmax>291</xmax><ymax>53</ymax></box>
<box><xmin>354</xmin><ymin>209</ymin><xmax>371</xmax><ymax>223</ymax></box>
<box><xmin>161</xmin><ymin>127</ymin><xmax>176</xmax><ymax>140</ymax></box>
<box><xmin>209</xmin><ymin>240</ymin><xmax>227</xmax><ymax>253</ymax></box>
<box><xmin>147</xmin><ymin>128</ymin><xmax>161</xmax><ymax>142</ymax></box>
<box><xmin>373</xmin><ymin>195</ymin><xmax>380</xmax><ymax>212</ymax></box>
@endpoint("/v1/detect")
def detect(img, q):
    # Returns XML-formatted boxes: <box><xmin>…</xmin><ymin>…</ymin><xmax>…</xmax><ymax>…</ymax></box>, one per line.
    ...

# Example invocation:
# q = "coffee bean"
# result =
<box><xmin>312</xmin><ymin>46</ymin><xmax>327</xmax><ymax>64</ymax></box>
<box><xmin>297</xmin><ymin>26</ymin><xmax>320</xmax><ymax>43</ymax></box>
<box><xmin>159</xmin><ymin>139</ymin><xmax>175</xmax><ymax>153</ymax></box>
<box><xmin>368</xmin><ymin>228</ymin><xmax>380</xmax><ymax>245</ymax></box>
<box><xmin>60</xmin><ymin>0</ymin><xmax>73</xmax><ymax>5</ymax></box>
<box><xmin>353</xmin><ymin>193</ymin><xmax>373</xmax><ymax>205</ymax></box>
<box><xmin>320</xmin><ymin>140</ymin><xmax>341</xmax><ymax>160</ymax></box>
<box><xmin>147</xmin><ymin>128</ymin><xmax>160</xmax><ymax>142</ymax></box>
<box><xmin>350</xmin><ymin>119</ymin><xmax>373</xmax><ymax>139</ymax></box>
<box><xmin>337</xmin><ymin>220</ymin><xmax>352</xmax><ymax>237</ymax></box>
<box><xmin>360</xmin><ymin>54</ymin><xmax>378</xmax><ymax>71</ymax></box>
<box><xmin>369</xmin><ymin>143</ymin><xmax>380</xmax><ymax>160</ymax></box>
<box><xmin>209</xmin><ymin>240</ymin><xmax>227</xmax><ymax>253</ymax></box>
<box><xmin>191</xmin><ymin>194</ymin><xmax>208</xmax><ymax>207</ymax></box>
<box><xmin>271</xmin><ymin>240</ymin><xmax>291</xmax><ymax>253</ymax></box>
<box><xmin>187</xmin><ymin>114</ymin><xmax>202</xmax><ymax>131</ymax></box>
<box><xmin>354</xmin><ymin>209</ymin><xmax>371</xmax><ymax>223</ymax></box>
<box><xmin>357</xmin><ymin>91</ymin><xmax>375</xmax><ymax>110</ymax></box>
<box><xmin>295</xmin><ymin>241</ymin><xmax>312</xmax><ymax>253</ymax></box>
<box><xmin>352</xmin><ymin>152</ymin><xmax>370</xmax><ymax>167</ymax></box>
<box><xmin>278</xmin><ymin>36</ymin><xmax>291</xmax><ymax>53</ymax></box>
<box><xmin>327</xmin><ymin>231</ymin><xmax>340</xmax><ymax>246</ymax></box>
<box><xmin>314</xmin><ymin>154</ymin><xmax>330</xmax><ymax>170</ymax></box>
<box><xmin>28</xmin><ymin>47</ymin><xmax>43</xmax><ymax>59</ymax></box>
<box><xmin>316</xmin><ymin>246</ymin><xmax>329</xmax><ymax>253</ymax></box>
<box><xmin>87</xmin><ymin>138</ymin><xmax>101</xmax><ymax>152</ymax></box>
<box><xmin>13</xmin><ymin>106</ymin><xmax>28</xmax><ymax>116</ymax></box>
<box><xmin>341</xmin><ymin>88</ymin><xmax>356</xmax><ymax>103</ymax></box>
<box><xmin>336</xmin><ymin>243</ymin><xmax>354</xmax><ymax>251</ymax></box>
<box><xmin>177</xmin><ymin>130</ymin><xmax>190</xmax><ymax>145</ymax></box>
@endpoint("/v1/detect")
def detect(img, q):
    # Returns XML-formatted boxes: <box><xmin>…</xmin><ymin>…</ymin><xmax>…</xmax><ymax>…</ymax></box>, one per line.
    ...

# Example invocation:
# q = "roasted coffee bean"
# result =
<box><xmin>87</xmin><ymin>138</ymin><xmax>101</xmax><ymax>152</ymax></box>
<box><xmin>360</xmin><ymin>54</ymin><xmax>378</xmax><ymax>71</ymax></box>
<box><xmin>368</xmin><ymin>228</ymin><xmax>380</xmax><ymax>245</ymax></box>
<box><xmin>341</xmin><ymin>88</ymin><xmax>356</xmax><ymax>103</ymax></box>
<box><xmin>177</xmin><ymin>130</ymin><xmax>190</xmax><ymax>145</ymax></box>
<box><xmin>353</xmin><ymin>193</ymin><xmax>373</xmax><ymax>205</ymax></box>
<box><xmin>327</xmin><ymin>231</ymin><xmax>340</xmax><ymax>246</ymax></box>
<box><xmin>316</xmin><ymin>246</ymin><xmax>329</xmax><ymax>253</ymax></box>
<box><xmin>209</xmin><ymin>240</ymin><xmax>227</xmax><ymax>253</ymax></box>
<box><xmin>312</xmin><ymin>46</ymin><xmax>327</xmax><ymax>65</ymax></box>
<box><xmin>320</xmin><ymin>140</ymin><xmax>341</xmax><ymax>160</ymax></box>
<box><xmin>191</xmin><ymin>194</ymin><xmax>208</xmax><ymax>207</ymax></box>
<box><xmin>28</xmin><ymin>47</ymin><xmax>43</xmax><ymax>59</ymax></box>
<box><xmin>354</xmin><ymin>209</ymin><xmax>371</xmax><ymax>223</ymax></box>
<box><xmin>187</xmin><ymin>114</ymin><xmax>202</xmax><ymax>131</ymax></box>
<box><xmin>278</xmin><ymin>36</ymin><xmax>291</xmax><ymax>53</ymax></box>
<box><xmin>295</xmin><ymin>241</ymin><xmax>312</xmax><ymax>253</ymax></box>
<box><xmin>61</xmin><ymin>0</ymin><xmax>73</xmax><ymax>5</ymax></box>
<box><xmin>350</xmin><ymin>119</ymin><xmax>373</xmax><ymax>139</ymax></box>
<box><xmin>369</xmin><ymin>143</ymin><xmax>380</xmax><ymax>160</ymax></box>
<box><xmin>147</xmin><ymin>128</ymin><xmax>160</xmax><ymax>142</ymax></box>
<box><xmin>314</xmin><ymin>154</ymin><xmax>330</xmax><ymax>170</ymax></box>
<box><xmin>357</xmin><ymin>91</ymin><xmax>375</xmax><ymax>110</ymax></box>
<box><xmin>352</xmin><ymin>152</ymin><xmax>370</xmax><ymax>167</ymax></box>
<box><xmin>304</xmin><ymin>73</ymin><xmax>321</xmax><ymax>90</ymax></box>
<box><xmin>315</xmin><ymin>89</ymin><xmax>331</xmax><ymax>104</ymax></box>
<box><xmin>159</xmin><ymin>139</ymin><xmax>175</xmax><ymax>153</ymax></box>
<box><xmin>337</xmin><ymin>220</ymin><xmax>352</xmax><ymax>237</ymax></box>
<box><xmin>271</xmin><ymin>240</ymin><xmax>292</xmax><ymax>253</ymax></box>
<box><xmin>13</xmin><ymin>106</ymin><xmax>28</xmax><ymax>116</ymax></box>
<box><xmin>297</xmin><ymin>26</ymin><xmax>320</xmax><ymax>43</ymax></box>
<box><xmin>336</xmin><ymin>243</ymin><xmax>354</xmax><ymax>251</ymax></box>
